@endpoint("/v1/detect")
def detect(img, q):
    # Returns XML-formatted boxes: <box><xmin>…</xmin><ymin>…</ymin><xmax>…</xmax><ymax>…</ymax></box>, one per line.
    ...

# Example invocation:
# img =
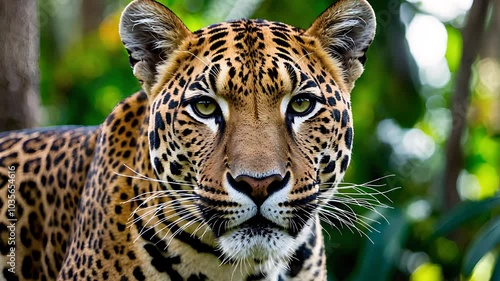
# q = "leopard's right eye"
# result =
<box><xmin>192</xmin><ymin>98</ymin><xmax>220</xmax><ymax>118</ymax></box>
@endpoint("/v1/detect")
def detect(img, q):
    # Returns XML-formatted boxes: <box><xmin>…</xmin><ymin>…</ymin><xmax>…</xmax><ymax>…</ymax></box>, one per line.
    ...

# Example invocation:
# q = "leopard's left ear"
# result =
<box><xmin>306</xmin><ymin>0</ymin><xmax>376</xmax><ymax>91</ymax></box>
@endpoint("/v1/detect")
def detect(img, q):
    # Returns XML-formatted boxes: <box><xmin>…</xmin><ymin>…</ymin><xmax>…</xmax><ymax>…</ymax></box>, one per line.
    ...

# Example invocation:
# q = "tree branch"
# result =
<box><xmin>444</xmin><ymin>0</ymin><xmax>491</xmax><ymax>209</ymax></box>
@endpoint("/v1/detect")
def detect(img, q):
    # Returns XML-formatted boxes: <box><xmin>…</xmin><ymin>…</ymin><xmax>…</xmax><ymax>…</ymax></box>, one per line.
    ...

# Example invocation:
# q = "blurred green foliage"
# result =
<box><xmin>39</xmin><ymin>0</ymin><xmax>499</xmax><ymax>280</ymax></box>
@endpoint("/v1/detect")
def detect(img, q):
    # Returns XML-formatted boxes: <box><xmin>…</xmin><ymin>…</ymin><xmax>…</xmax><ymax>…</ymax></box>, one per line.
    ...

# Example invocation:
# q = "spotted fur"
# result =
<box><xmin>0</xmin><ymin>0</ymin><xmax>375</xmax><ymax>280</ymax></box>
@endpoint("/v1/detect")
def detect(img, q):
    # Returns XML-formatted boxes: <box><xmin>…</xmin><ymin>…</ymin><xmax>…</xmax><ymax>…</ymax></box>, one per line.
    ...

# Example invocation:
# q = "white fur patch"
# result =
<box><xmin>217</xmin><ymin>227</ymin><xmax>297</xmax><ymax>266</ymax></box>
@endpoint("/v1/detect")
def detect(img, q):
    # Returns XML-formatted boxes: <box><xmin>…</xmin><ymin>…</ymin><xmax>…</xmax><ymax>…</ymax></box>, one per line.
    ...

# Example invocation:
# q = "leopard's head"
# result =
<box><xmin>120</xmin><ymin>0</ymin><xmax>375</xmax><ymax>265</ymax></box>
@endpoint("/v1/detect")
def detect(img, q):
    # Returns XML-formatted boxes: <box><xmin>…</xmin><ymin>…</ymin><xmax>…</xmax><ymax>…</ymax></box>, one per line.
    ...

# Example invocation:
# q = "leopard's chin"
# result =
<box><xmin>217</xmin><ymin>225</ymin><xmax>297</xmax><ymax>264</ymax></box>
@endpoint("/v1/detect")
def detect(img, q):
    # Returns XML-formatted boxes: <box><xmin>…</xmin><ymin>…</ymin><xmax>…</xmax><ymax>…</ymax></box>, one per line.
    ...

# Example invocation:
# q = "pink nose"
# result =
<box><xmin>227</xmin><ymin>173</ymin><xmax>289</xmax><ymax>207</ymax></box>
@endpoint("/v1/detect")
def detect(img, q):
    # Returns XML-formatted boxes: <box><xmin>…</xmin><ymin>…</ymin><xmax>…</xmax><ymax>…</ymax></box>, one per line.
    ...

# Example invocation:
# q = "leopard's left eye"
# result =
<box><xmin>287</xmin><ymin>95</ymin><xmax>315</xmax><ymax>116</ymax></box>
<box><xmin>192</xmin><ymin>98</ymin><xmax>219</xmax><ymax>118</ymax></box>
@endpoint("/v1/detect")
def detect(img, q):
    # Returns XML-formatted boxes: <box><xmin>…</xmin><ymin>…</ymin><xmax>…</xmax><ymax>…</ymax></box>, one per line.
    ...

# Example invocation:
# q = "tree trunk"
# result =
<box><xmin>482</xmin><ymin>0</ymin><xmax>500</xmax><ymax>59</ymax></box>
<box><xmin>82</xmin><ymin>0</ymin><xmax>105</xmax><ymax>34</ymax></box>
<box><xmin>444</xmin><ymin>0</ymin><xmax>491</xmax><ymax>210</ymax></box>
<box><xmin>0</xmin><ymin>0</ymin><xmax>40</xmax><ymax>132</ymax></box>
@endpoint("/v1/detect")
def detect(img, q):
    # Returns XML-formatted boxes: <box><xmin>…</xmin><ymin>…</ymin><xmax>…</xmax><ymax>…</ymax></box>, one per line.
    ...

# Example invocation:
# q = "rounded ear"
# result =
<box><xmin>119</xmin><ymin>0</ymin><xmax>191</xmax><ymax>94</ymax></box>
<box><xmin>305</xmin><ymin>0</ymin><xmax>376</xmax><ymax>91</ymax></box>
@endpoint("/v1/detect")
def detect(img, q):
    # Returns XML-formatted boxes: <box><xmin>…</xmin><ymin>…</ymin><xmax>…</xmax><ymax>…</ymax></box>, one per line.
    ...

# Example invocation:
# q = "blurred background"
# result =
<box><xmin>1</xmin><ymin>0</ymin><xmax>499</xmax><ymax>280</ymax></box>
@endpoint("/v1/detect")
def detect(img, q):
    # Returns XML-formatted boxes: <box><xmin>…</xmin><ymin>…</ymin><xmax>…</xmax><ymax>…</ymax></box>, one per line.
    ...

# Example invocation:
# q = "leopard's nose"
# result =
<box><xmin>227</xmin><ymin>172</ymin><xmax>290</xmax><ymax>207</ymax></box>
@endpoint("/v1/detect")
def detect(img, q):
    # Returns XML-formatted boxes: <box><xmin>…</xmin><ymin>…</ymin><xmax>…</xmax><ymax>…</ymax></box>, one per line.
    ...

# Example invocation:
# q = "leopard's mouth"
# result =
<box><xmin>240</xmin><ymin>214</ymin><xmax>282</xmax><ymax>230</ymax></box>
<box><xmin>208</xmin><ymin>212</ymin><xmax>288</xmax><ymax>238</ymax></box>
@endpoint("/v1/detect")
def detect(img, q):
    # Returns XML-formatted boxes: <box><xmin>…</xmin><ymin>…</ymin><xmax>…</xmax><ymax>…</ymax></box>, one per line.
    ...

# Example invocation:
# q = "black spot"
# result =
<box><xmin>133</xmin><ymin>267</ymin><xmax>146</xmax><ymax>281</ymax></box>
<box><xmin>165</xmin><ymin>112</ymin><xmax>172</xmax><ymax>125</ymax></box>
<box><xmin>209</xmin><ymin>31</ymin><xmax>229</xmax><ymax>43</ymax></box>
<box><xmin>22</xmin><ymin>256</ymin><xmax>33</xmax><ymax>278</ymax></box>
<box><xmin>20</xmin><ymin>226</ymin><xmax>31</xmax><ymax>247</ymax></box>
<box><xmin>340</xmin><ymin>155</ymin><xmax>350</xmax><ymax>172</ymax></box>
<box><xmin>332</xmin><ymin>109</ymin><xmax>341</xmax><ymax>122</ymax></box>
<box><xmin>273</xmin><ymin>38</ymin><xmax>290</xmax><ymax>48</ymax></box>
<box><xmin>143</xmin><ymin>244</ymin><xmax>182</xmax><ymax>278</ymax></box>
<box><xmin>209</xmin><ymin>40</ymin><xmax>226</xmax><ymax>51</ymax></box>
<box><xmin>162</xmin><ymin>92</ymin><xmax>172</xmax><ymax>105</ymax></box>
<box><xmin>117</xmin><ymin>223</ymin><xmax>126</xmax><ymax>232</ymax></box>
<box><xmin>187</xmin><ymin>273</ymin><xmax>207</xmax><ymax>281</ymax></box>
<box><xmin>124</xmin><ymin>111</ymin><xmax>134</xmax><ymax>122</ymax></box>
<box><xmin>149</xmin><ymin>132</ymin><xmax>160</xmax><ymax>150</ymax></box>
<box><xmin>320</xmin><ymin>155</ymin><xmax>330</xmax><ymax>164</ymax></box>
<box><xmin>341</xmin><ymin>109</ymin><xmax>349</xmax><ymax>127</ymax></box>
<box><xmin>123</xmin><ymin>150</ymin><xmax>131</xmax><ymax>158</ymax></box>
<box><xmin>307</xmin><ymin>231</ymin><xmax>316</xmax><ymax>247</ymax></box>
<box><xmin>208</xmin><ymin>64</ymin><xmax>220</xmax><ymax>91</ymax></box>
<box><xmin>127</xmin><ymin>251</ymin><xmax>136</xmax><ymax>260</ymax></box>
<box><xmin>53</xmin><ymin>152</ymin><xmax>65</xmax><ymax>166</ymax></box>
<box><xmin>335</xmin><ymin>91</ymin><xmax>341</xmax><ymax>101</ymax></box>
<box><xmin>325</xmin><ymin>84</ymin><xmax>333</xmax><ymax>94</ymax></box>
<box><xmin>326</xmin><ymin>174</ymin><xmax>337</xmax><ymax>185</ymax></box>
<box><xmin>168</xmin><ymin>100</ymin><xmax>179</xmax><ymax>110</ymax></box>
<box><xmin>287</xmin><ymin>242</ymin><xmax>312</xmax><ymax>277</ymax></box>
<box><xmin>327</xmin><ymin>97</ymin><xmax>336</xmax><ymax>106</ymax></box>
<box><xmin>228</xmin><ymin>67</ymin><xmax>236</xmax><ymax>79</ymax></box>
<box><xmin>169</xmin><ymin>161</ymin><xmax>182</xmax><ymax>176</ymax></box>
<box><xmin>268</xmin><ymin>67</ymin><xmax>279</xmax><ymax>79</ymax></box>
<box><xmin>154</xmin><ymin>157</ymin><xmax>164</xmax><ymax>174</ymax></box>
<box><xmin>155</xmin><ymin>112</ymin><xmax>165</xmax><ymax>130</ymax></box>
<box><xmin>345</xmin><ymin>127</ymin><xmax>353</xmax><ymax>149</ymax></box>
<box><xmin>178</xmin><ymin>77</ymin><xmax>186</xmax><ymax>88</ymax></box>
<box><xmin>323</xmin><ymin>161</ymin><xmax>335</xmax><ymax>174</ymax></box>
<box><xmin>319</xmin><ymin>125</ymin><xmax>329</xmax><ymax>134</ymax></box>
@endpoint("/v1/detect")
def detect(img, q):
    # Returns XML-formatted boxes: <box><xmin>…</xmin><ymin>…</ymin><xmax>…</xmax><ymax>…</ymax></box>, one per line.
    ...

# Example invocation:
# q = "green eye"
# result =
<box><xmin>288</xmin><ymin>96</ymin><xmax>314</xmax><ymax>116</ymax></box>
<box><xmin>193</xmin><ymin>98</ymin><xmax>219</xmax><ymax>118</ymax></box>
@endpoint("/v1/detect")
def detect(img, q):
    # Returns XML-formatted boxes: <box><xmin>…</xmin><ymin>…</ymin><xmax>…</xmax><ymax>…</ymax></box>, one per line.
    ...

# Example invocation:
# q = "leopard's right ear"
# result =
<box><xmin>119</xmin><ymin>0</ymin><xmax>191</xmax><ymax>94</ymax></box>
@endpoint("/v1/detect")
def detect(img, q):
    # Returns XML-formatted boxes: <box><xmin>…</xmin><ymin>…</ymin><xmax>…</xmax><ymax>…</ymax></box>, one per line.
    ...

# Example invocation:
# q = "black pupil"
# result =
<box><xmin>296</xmin><ymin>99</ymin><xmax>307</xmax><ymax>106</ymax></box>
<box><xmin>200</xmin><ymin>100</ymin><xmax>211</xmax><ymax>108</ymax></box>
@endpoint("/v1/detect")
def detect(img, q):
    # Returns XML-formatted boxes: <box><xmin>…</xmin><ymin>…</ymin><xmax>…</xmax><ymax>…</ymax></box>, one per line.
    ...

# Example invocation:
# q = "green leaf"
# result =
<box><xmin>462</xmin><ymin>217</ymin><xmax>500</xmax><ymax>277</ymax></box>
<box><xmin>445</xmin><ymin>26</ymin><xmax>463</xmax><ymax>73</ymax></box>
<box><xmin>349</xmin><ymin>208</ymin><xmax>409</xmax><ymax>281</ymax></box>
<box><xmin>430</xmin><ymin>196</ymin><xmax>500</xmax><ymax>239</ymax></box>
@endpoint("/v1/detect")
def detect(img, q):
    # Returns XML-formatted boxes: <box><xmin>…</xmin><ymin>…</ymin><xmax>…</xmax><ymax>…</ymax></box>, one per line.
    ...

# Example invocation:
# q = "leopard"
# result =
<box><xmin>0</xmin><ymin>0</ymin><xmax>376</xmax><ymax>280</ymax></box>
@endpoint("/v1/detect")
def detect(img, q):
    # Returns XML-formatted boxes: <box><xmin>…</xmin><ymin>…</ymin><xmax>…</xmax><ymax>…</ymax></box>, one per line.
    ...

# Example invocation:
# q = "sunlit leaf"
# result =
<box><xmin>410</xmin><ymin>263</ymin><xmax>443</xmax><ymax>281</ymax></box>
<box><xmin>445</xmin><ymin>26</ymin><xmax>462</xmax><ymax>73</ymax></box>
<box><xmin>462</xmin><ymin>217</ymin><xmax>500</xmax><ymax>276</ymax></box>
<box><xmin>475</xmin><ymin>164</ymin><xmax>500</xmax><ymax>199</ymax></box>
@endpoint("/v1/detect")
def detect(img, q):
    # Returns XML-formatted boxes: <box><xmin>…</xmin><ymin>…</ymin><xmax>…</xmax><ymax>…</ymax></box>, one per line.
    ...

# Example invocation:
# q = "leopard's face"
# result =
<box><xmin>147</xmin><ymin>23</ymin><xmax>356</xmax><ymax>263</ymax></box>
<box><xmin>120</xmin><ymin>0</ymin><xmax>375</xmax><ymax>266</ymax></box>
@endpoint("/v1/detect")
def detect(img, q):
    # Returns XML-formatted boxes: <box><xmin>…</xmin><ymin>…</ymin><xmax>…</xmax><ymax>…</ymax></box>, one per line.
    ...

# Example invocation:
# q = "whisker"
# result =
<box><xmin>321</xmin><ymin>174</ymin><xmax>396</xmax><ymax>188</ymax></box>
<box><xmin>293</xmin><ymin>52</ymin><xmax>314</xmax><ymax>68</ymax></box>
<box><xmin>128</xmin><ymin>196</ymin><xmax>197</xmax><ymax>223</ymax></box>
<box><xmin>315</xmin><ymin>175</ymin><xmax>399</xmax><ymax>243</ymax></box>
<box><xmin>115</xmin><ymin>163</ymin><xmax>196</xmax><ymax>186</ymax></box>
<box><xmin>175</xmin><ymin>50</ymin><xmax>221</xmax><ymax>84</ymax></box>
<box><xmin>176</xmin><ymin>50</ymin><xmax>209</xmax><ymax>67</ymax></box>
